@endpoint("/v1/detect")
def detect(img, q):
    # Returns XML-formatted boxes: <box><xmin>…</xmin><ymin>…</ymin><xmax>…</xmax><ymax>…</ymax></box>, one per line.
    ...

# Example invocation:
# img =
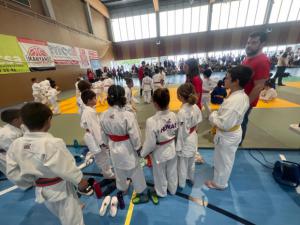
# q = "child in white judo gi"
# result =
<box><xmin>6</xmin><ymin>102</ymin><xmax>90</xmax><ymax>225</ymax></box>
<box><xmin>80</xmin><ymin>90</ymin><xmax>114</xmax><ymax>179</ymax></box>
<box><xmin>205</xmin><ymin>65</ymin><xmax>252</xmax><ymax>190</ymax></box>
<box><xmin>77</xmin><ymin>80</ymin><xmax>92</xmax><ymax>115</ymax></box>
<box><xmin>39</xmin><ymin>79</ymin><xmax>51</xmax><ymax>105</ymax></box>
<box><xmin>100</xmin><ymin>85</ymin><xmax>149</xmax><ymax>204</ymax></box>
<box><xmin>142</xmin><ymin>71</ymin><xmax>154</xmax><ymax>103</ymax></box>
<box><xmin>202</xmin><ymin>69</ymin><xmax>216</xmax><ymax>118</ymax></box>
<box><xmin>124</xmin><ymin>78</ymin><xmax>137</xmax><ymax>114</ymax></box>
<box><xmin>141</xmin><ymin>88</ymin><xmax>178</xmax><ymax>197</ymax></box>
<box><xmin>102</xmin><ymin>74</ymin><xmax>115</xmax><ymax>104</ymax></box>
<box><xmin>0</xmin><ymin>109</ymin><xmax>23</xmax><ymax>175</ymax></box>
<box><xmin>47</xmin><ymin>87</ymin><xmax>61</xmax><ymax>115</ymax></box>
<box><xmin>31</xmin><ymin>78</ymin><xmax>42</xmax><ymax>102</ymax></box>
<box><xmin>152</xmin><ymin>68</ymin><xmax>163</xmax><ymax>91</ymax></box>
<box><xmin>259</xmin><ymin>80</ymin><xmax>277</xmax><ymax>102</ymax></box>
<box><xmin>176</xmin><ymin>83</ymin><xmax>202</xmax><ymax>188</ymax></box>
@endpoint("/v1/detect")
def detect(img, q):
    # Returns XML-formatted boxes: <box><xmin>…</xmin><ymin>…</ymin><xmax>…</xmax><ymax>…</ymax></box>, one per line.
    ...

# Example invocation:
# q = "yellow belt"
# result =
<box><xmin>217</xmin><ymin>125</ymin><xmax>241</xmax><ymax>132</ymax></box>
<box><xmin>211</xmin><ymin>125</ymin><xmax>241</xmax><ymax>135</ymax></box>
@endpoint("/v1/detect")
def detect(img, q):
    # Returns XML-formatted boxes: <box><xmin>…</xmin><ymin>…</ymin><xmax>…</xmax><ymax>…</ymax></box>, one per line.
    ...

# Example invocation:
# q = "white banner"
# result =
<box><xmin>17</xmin><ymin>38</ymin><xmax>55</xmax><ymax>69</ymax></box>
<box><xmin>76</xmin><ymin>47</ymin><xmax>91</xmax><ymax>69</ymax></box>
<box><xmin>88</xmin><ymin>49</ymin><xmax>99</xmax><ymax>60</ymax></box>
<box><xmin>48</xmin><ymin>42</ymin><xmax>79</xmax><ymax>65</ymax></box>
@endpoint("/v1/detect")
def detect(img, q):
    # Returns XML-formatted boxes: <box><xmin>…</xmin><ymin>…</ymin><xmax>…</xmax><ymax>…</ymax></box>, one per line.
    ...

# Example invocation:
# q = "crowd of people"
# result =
<box><xmin>0</xmin><ymin>30</ymin><xmax>289</xmax><ymax>225</ymax></box>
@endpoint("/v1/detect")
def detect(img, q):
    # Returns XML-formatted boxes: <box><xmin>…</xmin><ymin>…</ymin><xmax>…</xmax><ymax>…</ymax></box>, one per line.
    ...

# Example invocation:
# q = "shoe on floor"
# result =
<box><xmin>132</xmin><ymin>193</ymin><xmax>149</xmax><ymax>204</ymax></box>
<box><xmin>117</xmin><ymin>191</ymin><xmax>125</xmax><ymax>209</ymax></box>
<box><xmin>78</xmin><ymin>185</ymin><xmax>94</xmax><ymax>196</ymax></box>
<box><xmin>148</xmin><ymin>189</ymin><xmax>159</xmax><ymax>205</ymax></box>
<box><xmin>99</xmin><ymin>196</ymin><xmax>111</xmax><ymax>216</ymax></box>
<box><xmin>110</xmin><ymin>196</ymin><xmax>118</xmax><ymax>217</ymax></box>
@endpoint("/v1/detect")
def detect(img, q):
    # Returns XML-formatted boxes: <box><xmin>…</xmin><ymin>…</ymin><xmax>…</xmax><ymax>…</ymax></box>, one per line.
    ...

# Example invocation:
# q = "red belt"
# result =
<box><xmin>157</xmin><ymin>137</ymin><xmax>175</xmax><ymax>145</ymax></box>
<box><xmin>36</xmin><ymin>177</ymin><xmax>63</xmax><ymax>187</ymax></box>
<box><xmin>190</xmin><ymin>126</ymin><xmax>197</xmax><ymax>134</ymax></box>
<box><xmin>108</xmin><ymin>134</ymin><xmax>130</xmax><ymax>142</ymax></box>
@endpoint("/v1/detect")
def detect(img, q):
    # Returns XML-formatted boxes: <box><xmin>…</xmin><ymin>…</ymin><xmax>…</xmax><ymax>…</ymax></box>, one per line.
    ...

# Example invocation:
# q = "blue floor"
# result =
<box><xmin>0</xmin><ymin>148</ymin><xmax>300</xmax><ymax>225</ymax></box>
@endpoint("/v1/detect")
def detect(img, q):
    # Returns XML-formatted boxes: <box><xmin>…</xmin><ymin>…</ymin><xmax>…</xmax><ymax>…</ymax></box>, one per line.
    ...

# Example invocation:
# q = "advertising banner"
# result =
<box><xmin>18</xmin><ymin>37</ymin><xmax>55</xmax><ymax>70</ymax></box>
<box><xmin>48</xmin><ymin>42</ymin><xmax>79</xmax><ymax>65</ymax></box>
<box><xmin>76</xmin><ymin>48</ymin><xmax>91</xmax><ymax>69</ymax></box>
<box><xmin>0</xmin><ymin>34</ymin><xmax>30</xmax><ymax>74</ymax></box>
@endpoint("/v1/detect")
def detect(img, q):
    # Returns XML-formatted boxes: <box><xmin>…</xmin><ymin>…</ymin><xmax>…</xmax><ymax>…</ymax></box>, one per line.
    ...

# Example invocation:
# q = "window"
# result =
<box><xmin>111</xmin><ymin>13</ymin><xmax>157</xmax><ymax>42</ymax></box>
<box><xmin>141</xmin><ymin>14</ymin><xmax>150</xmax><ymax>39</ymax></box>
<box><xmin>148</xmin><ymin>13</ymin><xmax>157</xmax><ymax>38</ymax></box>
<box><xmin>111</xmin><ymin>19</ymin><xmax>121</xmax><ymax>42</ymax></box>
<box><xmin>269</xmin><ymin>0</ymin><xmax>300</xmax><ymax>23</ymax></box>
<box><xmin>160</xmin><ymin>11</ymin><xmax>167</xmax><ymax>37</ymax></box>
<box><xmin>175</xmin><ymin>9</ymin><xmax>183</xmax><ymax>35</ymax></box>
<box><xmin>191</xmin><ymin>7</ymin><xmax>200</xmax><ymax>33</ymax></box>
<box><xmin>183</xmin><ymin>8</ymin><xmax>192</xmax><ymax>34</ymax></box>
<box><xmin>168</xmin><ymin>10</ymin><xmax>176</xmax><ymax>36</ymax></box>
<box><xmin>199</xmin><ymin>5</ymin><xmax>208</xmax><ymax>32</ymax></box>
<box><xmin>160</xmin><ymin>5</ymin><xmax>208</xmax><ymax>37</ymax></box>
<box><xmin>212</xmin><ymin>0</ymin><xmax>267</xmax><ymax>30</ymax></box>
<box><xmin>211</xmin><ymin>3</ymin><xmax>221</xmax><ymax>30</ymax></box>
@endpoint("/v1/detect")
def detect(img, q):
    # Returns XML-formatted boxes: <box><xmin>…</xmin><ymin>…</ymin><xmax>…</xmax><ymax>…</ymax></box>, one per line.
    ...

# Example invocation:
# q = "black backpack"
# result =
<box><xmin>273</xmin><ymin>161</ymin><xmax>300</xmax><ymax>187</ymax></box>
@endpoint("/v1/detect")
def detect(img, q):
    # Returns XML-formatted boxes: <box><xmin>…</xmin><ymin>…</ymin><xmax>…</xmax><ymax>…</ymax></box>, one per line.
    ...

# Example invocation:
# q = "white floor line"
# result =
<box><xmin>0</xmin><ymin>185</ymin><xmax>18</xmax><ymax>196</ymax></box>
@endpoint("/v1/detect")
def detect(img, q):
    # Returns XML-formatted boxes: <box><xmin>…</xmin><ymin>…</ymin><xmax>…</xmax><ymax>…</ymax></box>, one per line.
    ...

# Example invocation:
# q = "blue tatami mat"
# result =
<box><xmin>0</xmin><ymin>148</ymin><xmax>299</xmax><ymax>225</ymax></box>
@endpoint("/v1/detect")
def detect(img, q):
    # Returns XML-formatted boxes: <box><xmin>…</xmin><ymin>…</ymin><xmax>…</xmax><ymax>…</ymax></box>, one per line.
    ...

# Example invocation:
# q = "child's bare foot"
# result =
<box><xmin>205</xmin><ymin>180</ymin><xmax>225</xmax><ymax>190</ymax></box>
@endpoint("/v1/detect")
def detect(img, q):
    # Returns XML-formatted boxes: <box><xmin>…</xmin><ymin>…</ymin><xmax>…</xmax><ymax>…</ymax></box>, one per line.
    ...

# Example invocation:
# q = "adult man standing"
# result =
<box><xmin>241</xmin><ymin>31</ymin><xmax>270</xmax><ymax>144</ymax></box>
<box><xmin>138</xmin><ymin>61</ymin><xmax>146</xmax><ymax>97</ymax></box>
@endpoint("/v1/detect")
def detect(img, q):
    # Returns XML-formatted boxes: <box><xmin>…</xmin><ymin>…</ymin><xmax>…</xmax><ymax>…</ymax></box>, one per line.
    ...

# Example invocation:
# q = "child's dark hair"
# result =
<box><xmin>203</xmin><ymin>69</ymin><xmax>212</xmax><ymax>78</ymax></box>
<box><xmin>264</xmin><ymin>79</ymin><xmax>273</xmax><ymax>88</ymax></box>
<box><xmin>185</xmin><ymin>58</ymin><xmax>199</xmax><ymax>77</ymax></box>
<box><xmin>177</xmin><ymin>83</ymin><xmax>198</xmax><ymax>105</ymax></box>
<box><xmin>217</xmin><ymin>80</ymin><xmax>224</xmax><ymax>88</ymax></box>
<box><xmin>21</xmin><ymin>103</ymin><xmax>52</xmax><ymax>130</ymax></box>
<box><xmin>81</xmin><ymin>90</ymin><xmax>96</xmax><ymax>105</ymax></box>
<box><xmin>1</xmin><ymin>109</ymin><xmax>21</xmax><ymax>123</ymax></box>
<box><xmin>125</xmin><ymin>78</ymin><xmax>133</xmax><ymax>86</ymax></box>
<box><xmin>227</xmin><ymin>65</ymin><xmax>253</xmax><ymax>88</ymax></box>
<box><xmin>154</xmin><ymin>68</ymin><xmax>159</xmax><ymax>74</ymax></box>
<box><xmin>31</xmin><ymin>78</ymin><xmax>36</xmax><ymax>82</ymax></box>
<box><xmin>78</xmin><ymin>80</ymin><xmax>91</xmax><ymax>93</ymax></box>
<box><xmin>107</xmin><ymin>85</ymin><xmax>127</xmax><ymax>108</ymax></box>
<box><xmin>153</xmin><ymin>88</ymin><xmax>170</xmax><ymax>110</ymax></box>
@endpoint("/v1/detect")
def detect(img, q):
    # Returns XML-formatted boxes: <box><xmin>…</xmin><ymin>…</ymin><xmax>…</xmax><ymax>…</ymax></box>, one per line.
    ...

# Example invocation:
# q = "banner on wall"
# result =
<box><xmin>76</xmin><ymin>48</ymin><xmax>91</xmax><ymax>69</ymax></box>
<box><xmin>48</xmin><ymin>42</ymin><xmax>79</xmax><ymax>65</ymax></box>
<box><xmin>88</xmin><ymin>49</ymin><xmax>100</xmax><ymax>70</ymax></box>
<box><xmin>17</xmin><ymin>38</ymin><xmax>55</xmax><ymax>71</ymax></box>
<box><xmin>0</xmin><ymin>34</ymin><xmax>30</xmax><ymax>74</ymax></box>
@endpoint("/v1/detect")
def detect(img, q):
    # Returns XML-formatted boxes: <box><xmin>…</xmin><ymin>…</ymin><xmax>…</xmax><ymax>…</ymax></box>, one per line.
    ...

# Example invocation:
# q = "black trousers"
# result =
<box><xmin>273</xmin><ymin>66</ymin><xmax>286</xmax><ymax>85</ymax></box>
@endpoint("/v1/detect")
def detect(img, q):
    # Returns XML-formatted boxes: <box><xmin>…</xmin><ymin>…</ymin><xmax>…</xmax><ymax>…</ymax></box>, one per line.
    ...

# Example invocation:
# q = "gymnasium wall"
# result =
<box><xmin>0</xmin><ymin>0</ymin><xmax>113</xmax><ymax>108</ymax></box>
<box><xmin>113</xmin><ymin>21</ymin><xmax>300</xmax><ymax>60</ymax></box>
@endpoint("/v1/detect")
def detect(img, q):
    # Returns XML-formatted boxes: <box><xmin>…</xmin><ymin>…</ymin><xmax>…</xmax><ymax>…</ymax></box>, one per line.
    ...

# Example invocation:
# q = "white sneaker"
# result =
<box><xmin>110</xmin><ymin>196</ymin><xmax>118</xmax><ymax>217</ymax></box>
<box><xmin>99</xmin><ymin>196</ymin><xmax>111</xmax><ymax>216</ymax></box>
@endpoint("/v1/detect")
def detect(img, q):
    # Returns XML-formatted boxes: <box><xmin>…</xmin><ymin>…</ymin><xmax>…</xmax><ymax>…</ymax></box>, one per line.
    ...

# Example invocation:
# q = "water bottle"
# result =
<box><xmin>73</xmin><ymin>139</ymin><xmax>80</xmax><ymax>155</ymax></box>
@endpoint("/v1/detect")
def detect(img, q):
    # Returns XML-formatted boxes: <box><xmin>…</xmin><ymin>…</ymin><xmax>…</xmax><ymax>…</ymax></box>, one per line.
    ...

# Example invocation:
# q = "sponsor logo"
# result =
<box><xmin>27</xmin><ymin>46</ymin><xmax>52</xmax><ymax>64</ymax></box>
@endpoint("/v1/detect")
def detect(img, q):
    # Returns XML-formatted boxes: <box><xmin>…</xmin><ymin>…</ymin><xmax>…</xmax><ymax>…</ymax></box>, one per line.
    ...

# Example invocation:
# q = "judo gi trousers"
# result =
<box><xmin>213</xmin><ymin>131</ymin><xmax>241</xmax><ymax>189</ymax></box>
<box><xmin>177</xmin><ymin>156</ymin><xmax>195</xmax><ymax>188</ymax></box>
<box><xmin>143</xmin><ymin>90</ymin><xmax>151</xmax><ymax>103</ymax></box>
<box><xmin>114</xmin><ymin>166</ymin><xmax>147</xmax><ymax>194</ymax></box>
<box><xmin>153</xmin><ymin>156</ymin><xmax>178</xmax><ymax>197</ymax></box>
<box><xmin>44</xmin><ymin>187</ymin><xmax>84</xmax><ymax>225</ymax></box>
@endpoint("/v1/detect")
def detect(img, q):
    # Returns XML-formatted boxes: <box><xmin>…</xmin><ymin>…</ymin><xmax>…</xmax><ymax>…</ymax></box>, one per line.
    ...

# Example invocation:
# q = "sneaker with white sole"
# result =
<box><xmin>99</xmin><ymin>196</ymin><xmax>111</xmax><ymax>216</ymax></box>
<box><xmin>110</xmin><ymin>196</ymin><xmax>118</xmax><ymax>217</ymax></box>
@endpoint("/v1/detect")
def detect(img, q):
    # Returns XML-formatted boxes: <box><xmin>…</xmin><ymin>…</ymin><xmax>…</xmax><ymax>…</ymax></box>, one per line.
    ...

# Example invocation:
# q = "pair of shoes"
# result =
<box><xmin>132</xmin><ymin>192</ymin><xmax>149</xmax><ymax>204</ymax></box>
<box><xmin>278</xmin><ymin>83</ymin><xmax>286</xmax><ymax>86</ymax></box>
<box><xmin>99</xmin><ymin>196</ymin><xmax>118</xmax><ymax>217</ymax></box>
